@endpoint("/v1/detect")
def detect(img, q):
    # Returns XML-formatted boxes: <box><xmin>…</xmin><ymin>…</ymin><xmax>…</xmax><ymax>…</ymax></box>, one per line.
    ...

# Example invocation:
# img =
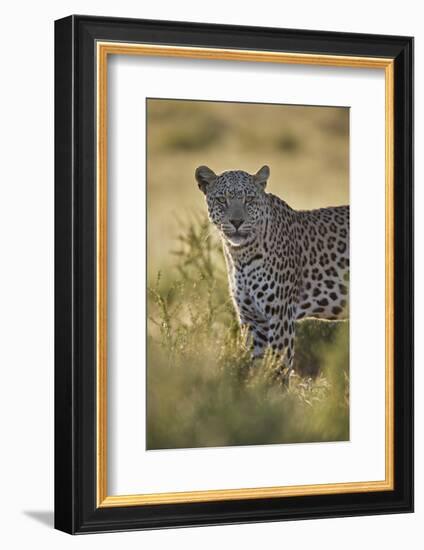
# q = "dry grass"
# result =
<box><xmin>147</xmin><ymin>218</ymin><xmax>349</xmax><ymax>450</ymax></box>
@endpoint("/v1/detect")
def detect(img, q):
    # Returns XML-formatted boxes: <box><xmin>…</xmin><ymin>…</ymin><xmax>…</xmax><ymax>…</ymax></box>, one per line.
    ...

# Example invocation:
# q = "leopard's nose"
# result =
<box><xmin>230</xmin><ymin>218</ymin><xmax>244</xmax><ymax>230</ymax></box>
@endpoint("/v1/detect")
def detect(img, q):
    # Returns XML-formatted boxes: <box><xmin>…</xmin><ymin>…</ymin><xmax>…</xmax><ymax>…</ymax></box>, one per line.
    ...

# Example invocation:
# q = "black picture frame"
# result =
<box><xmin>55</xmin><ymin>14</ymin><xmax>414</xmax><ymax>534</ymax></box>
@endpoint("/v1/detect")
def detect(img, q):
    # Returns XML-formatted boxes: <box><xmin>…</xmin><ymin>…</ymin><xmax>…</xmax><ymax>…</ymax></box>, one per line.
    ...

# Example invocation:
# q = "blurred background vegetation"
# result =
<box><xmin>146</xmin><ymin>99</ymin><xmax>349</xmax><ymax>450</ymax></box>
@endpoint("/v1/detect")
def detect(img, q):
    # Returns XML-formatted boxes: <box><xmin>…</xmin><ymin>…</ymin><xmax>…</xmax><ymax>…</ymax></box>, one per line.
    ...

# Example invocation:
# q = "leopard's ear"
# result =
<box><xmin>195</xmin><ymin>165</ymin><xmax>217</xmax><ymax>194</ymax></box>
<box><xmin>253</xmin><ymin>165</ymin><xmax>270</xmax><ymax>189</ymax></box>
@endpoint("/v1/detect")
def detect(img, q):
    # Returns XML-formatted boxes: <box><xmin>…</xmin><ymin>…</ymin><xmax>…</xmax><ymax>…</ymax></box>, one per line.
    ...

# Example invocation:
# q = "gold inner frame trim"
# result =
<box><xmin>96</xmin><ymin>41</ymin><xmax>395</xmax><ymax>508</ymax></box>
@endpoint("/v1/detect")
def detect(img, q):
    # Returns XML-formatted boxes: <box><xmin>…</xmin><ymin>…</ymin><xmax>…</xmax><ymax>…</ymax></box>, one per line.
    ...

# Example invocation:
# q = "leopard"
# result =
<box><xmin>196</xmin><ymin>164</ymin><xmax>349</xmax><ymax>371</ymax></box>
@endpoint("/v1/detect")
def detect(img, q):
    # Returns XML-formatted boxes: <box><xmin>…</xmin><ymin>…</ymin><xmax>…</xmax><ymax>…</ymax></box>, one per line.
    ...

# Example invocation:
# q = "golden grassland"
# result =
<box><xmin>146</xmin><ymin>99</ymin><xmax>349</xmax><ymax>450</ymax></box>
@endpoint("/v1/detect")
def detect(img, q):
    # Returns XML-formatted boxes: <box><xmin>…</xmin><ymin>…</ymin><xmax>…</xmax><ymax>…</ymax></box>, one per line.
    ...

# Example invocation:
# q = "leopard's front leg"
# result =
<box><xmin>229</xmin><ymin>267</ymin><xmax>270</xmax><ymax>359</ymax></box>
<box><xmin>266</xmin><ymin>311</ymin><xmax>295</xmax><ymax>371</ymax></box>
<box><xmin>238</xmin><ymin>308</ymin><xmax>295</xmax><ymax>373</ymax></box>
<box><xmin>237</xmin><ymin>308</ymin><xmax>269</xmax><ymax>358</ymax></box>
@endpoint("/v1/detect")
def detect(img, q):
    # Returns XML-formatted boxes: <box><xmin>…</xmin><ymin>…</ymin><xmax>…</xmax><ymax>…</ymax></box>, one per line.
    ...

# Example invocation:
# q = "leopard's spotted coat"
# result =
<box><xmin>196</xmin><ymin>165</ymin><xmax>349</xmax><ymax>370</ymax></box>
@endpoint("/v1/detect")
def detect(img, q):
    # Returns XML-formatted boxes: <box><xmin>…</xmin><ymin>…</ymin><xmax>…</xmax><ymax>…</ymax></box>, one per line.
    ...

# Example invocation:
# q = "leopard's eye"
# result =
<box><xmin>215</xmin><ymin>195</ymin><xmax>227</xmax><ymax>205</ymax></box>
<box><xmin>245</xmin><ymin>195</ymin><xmax>256</xmax><ymax>204</ymax></box>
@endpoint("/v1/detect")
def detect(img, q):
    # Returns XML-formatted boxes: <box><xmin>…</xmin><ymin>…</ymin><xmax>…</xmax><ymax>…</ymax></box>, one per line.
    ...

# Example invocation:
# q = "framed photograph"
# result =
<box><xmin>54</xmin><ymin>15</ymin><xmax>413</xmax><ymax>534</ymax></box>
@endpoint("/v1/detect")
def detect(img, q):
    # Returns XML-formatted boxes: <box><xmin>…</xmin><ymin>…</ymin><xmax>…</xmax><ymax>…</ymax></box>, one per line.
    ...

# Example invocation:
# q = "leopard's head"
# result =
<box><xmin>196</xmin><ymin>165</ymin><xmax>269</xmax><ymax>247</ymax></box>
